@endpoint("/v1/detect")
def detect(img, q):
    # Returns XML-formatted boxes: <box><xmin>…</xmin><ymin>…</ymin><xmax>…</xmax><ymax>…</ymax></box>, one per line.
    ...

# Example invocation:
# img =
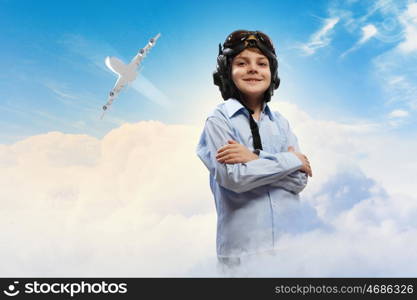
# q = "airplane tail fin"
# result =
<box><xmin>105</xmin><ymin>56</ymin><xmax>128</xmax><ymax>76</ymax></box>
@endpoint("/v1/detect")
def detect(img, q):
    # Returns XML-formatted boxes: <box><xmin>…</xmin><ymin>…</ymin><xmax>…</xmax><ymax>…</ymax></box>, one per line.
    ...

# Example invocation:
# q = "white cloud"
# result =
<box><xmin>388</xmin><ymin>109</ymin><xmax>409</xmax><ymax>118</ymax></box>
<box><xmin>364</xmin><ymin>2</ymin><xmax>417</xmax><ymax>114</ymax></box>
<box><xmin>0</xmin><ymin>122</ymin><xmax>216</xmax><ymax>276</ymax></box>
<box><xmin>43</xmin><ymin>81</ymin><xmax>78</xmax><ymax>100</ymax></box>
<box><xmin>299</xmin><ymin>18</ymin><xmax>339</xmax><ymax>55</ymax></box>
<box><xmin>343</xmin><ymin>0</ymin><xmax>406</xmax><ymax>44</ymax></box>
<box><xmin>360</xmin><ymin>24</ymin><xmax>379</xmax><ymax>43</ymax></box>
<box><xmin>328</xmin><ymin>0</ymin><xmax>410</xmax><ymax>54</ymax></box>
<box><xmin>398</xmin><ymin>2</ymin><xmax>417</xmax><ymax>52</ymax></box>
<box><xmin>341</xmin><ymin>24</ymin><xmax>378</xmax><ymax>57</ymax></box>
<box><xmin>387</xmin><ymin>109</ymin><xmax>410</xmax><ymax>127</ymax></box>
<box><xmin>1</xmin><ymin>103</ymin><xmax>417</xmax><ymax>276</ymax></box>
<box><xmin>269</xmin><ymin>101</ymin><xmax>416</xmax><ymax>197</ymax></box>
<box><xmin>373</xmin><ymin>47</ymin><xmax>417</xmax><ymax>112</ymax></box>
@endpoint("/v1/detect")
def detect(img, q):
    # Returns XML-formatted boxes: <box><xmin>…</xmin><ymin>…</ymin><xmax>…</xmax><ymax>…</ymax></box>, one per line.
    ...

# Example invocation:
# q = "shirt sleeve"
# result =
<box><xmin>196</xmin><ymin>116</ymin><xmax>303</xmax><ymax>193</ymax></box>
<box><xmin>264</xmin><ymin>116</ymin><xmax>308</xmax><ymax>194</ymax></box>
<box><xmin>266</xmin><ymin>168</ymin><xmax>308</xmax><ymax>194</ymax></box>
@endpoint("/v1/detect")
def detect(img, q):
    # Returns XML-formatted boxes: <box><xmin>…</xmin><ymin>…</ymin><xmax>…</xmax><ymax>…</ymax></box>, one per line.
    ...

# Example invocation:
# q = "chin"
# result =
<box><xmin>240</xmin><ymin>87</ymin><xmax>268</xmax><ymax>98</ymax></box>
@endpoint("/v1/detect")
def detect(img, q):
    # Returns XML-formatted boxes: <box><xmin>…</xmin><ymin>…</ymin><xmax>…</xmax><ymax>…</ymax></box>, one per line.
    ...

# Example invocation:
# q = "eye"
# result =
<box><xmin>259</xmin><ymin>62</ymin><xmax>268</xmax><ymax>66</ymax></box>
<box><xmin>236</xmin><ymin>61</ymin><xmax>245</xmax><ymax>66</ymax></box>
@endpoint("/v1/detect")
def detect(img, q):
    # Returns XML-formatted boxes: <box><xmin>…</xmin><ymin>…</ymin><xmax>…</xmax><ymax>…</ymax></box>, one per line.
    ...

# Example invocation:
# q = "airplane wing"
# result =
<box><xmin>100</xmin><ymin>76</ymin><xmax>129</xmax><ymax>119</ymax></box>
<box><xmin>131</xmin><ymin>33</ymin><xmax>161</xmax><ymax>66</ymax></box>
<box><xmin>101</xmin><ymin>60</ymin><xmax>137</xmax><ymax>119</ymax></box>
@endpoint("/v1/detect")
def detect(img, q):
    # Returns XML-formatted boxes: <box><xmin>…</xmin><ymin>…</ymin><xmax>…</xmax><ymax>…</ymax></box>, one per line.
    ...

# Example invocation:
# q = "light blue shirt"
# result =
<box><xmin>196</xmin><ymin>98</ymin><xmax>308</xmax><ymax>258</ymax></box>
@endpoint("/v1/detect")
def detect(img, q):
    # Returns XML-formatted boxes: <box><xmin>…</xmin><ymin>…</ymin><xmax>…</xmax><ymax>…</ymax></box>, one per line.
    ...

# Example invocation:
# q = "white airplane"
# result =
<box><xmin>100</xmin><ymin>33</ymin><xmax>161</xmax><ymax>119</ymax></box>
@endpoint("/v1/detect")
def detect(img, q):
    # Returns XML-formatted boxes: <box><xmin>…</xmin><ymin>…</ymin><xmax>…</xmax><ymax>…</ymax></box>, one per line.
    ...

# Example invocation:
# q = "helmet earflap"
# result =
<box><xmin>213</xmin><ymin>44</ymin><xmax>234</xmax><ymax>100</ymax></box>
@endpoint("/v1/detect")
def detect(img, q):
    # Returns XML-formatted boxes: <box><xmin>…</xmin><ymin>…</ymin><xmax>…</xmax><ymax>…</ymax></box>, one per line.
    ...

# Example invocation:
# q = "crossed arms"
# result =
<box><xmin>197</xmin><ymin>116</ymin><xmax>311</xmax><ymax>194</ymax></box>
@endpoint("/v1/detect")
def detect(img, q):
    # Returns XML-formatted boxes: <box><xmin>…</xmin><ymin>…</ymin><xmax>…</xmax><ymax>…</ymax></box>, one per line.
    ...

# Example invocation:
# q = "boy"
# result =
<box><xmin>196</xmin><ymin>30</ymin><xmax>312</xmax><ymax>269</ymax></box>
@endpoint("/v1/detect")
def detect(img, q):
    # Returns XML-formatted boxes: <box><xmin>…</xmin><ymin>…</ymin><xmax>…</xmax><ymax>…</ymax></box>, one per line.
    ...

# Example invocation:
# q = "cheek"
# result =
<box><xmin>231</xmin><ymin>66</ymin><xmax>241</xmax><ymax>76</ymax></box>
<box><xmin>263</xmin><ymin>70</ymin><xmax>272</xmax><ymax>84</ymax></box>
<box><xmin>231</xmin><ymin>68</ymin><xmax>237</xmax><ymax>82</ymax></box>
<box><xmin>231</xmin><ymin>68</ymin><xmax>243</xmax><ymax>85</ymax></box>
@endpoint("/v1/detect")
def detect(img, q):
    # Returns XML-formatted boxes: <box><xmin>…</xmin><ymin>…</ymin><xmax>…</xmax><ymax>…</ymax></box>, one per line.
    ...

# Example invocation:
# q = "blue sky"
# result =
<box><xmin>1</xmin><ymin>0</ymin><xmax>416</xmax><ymax>144</ymax></box>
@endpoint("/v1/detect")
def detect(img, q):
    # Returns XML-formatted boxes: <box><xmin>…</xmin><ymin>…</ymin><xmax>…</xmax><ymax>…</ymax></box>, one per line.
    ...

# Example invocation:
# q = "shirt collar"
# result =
<box><xmin>225</xmin><ymin>98</ymin><xmax>274</xmax><ymax>121</ymax></box>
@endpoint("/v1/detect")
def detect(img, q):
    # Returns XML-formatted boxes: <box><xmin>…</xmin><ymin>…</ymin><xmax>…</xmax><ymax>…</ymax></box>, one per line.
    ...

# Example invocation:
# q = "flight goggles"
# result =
<box><xmin>221</xmin><ymin>30</ymin><xmax>276</xmax><ymax>57</ymax></box>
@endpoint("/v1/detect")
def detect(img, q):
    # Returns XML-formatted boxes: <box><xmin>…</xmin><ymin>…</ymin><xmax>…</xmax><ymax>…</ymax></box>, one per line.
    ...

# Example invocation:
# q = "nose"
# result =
<box><xmin>247</xmin><ymin>61</ymin><xmax>259</xmax><ymax>74</ymax></box>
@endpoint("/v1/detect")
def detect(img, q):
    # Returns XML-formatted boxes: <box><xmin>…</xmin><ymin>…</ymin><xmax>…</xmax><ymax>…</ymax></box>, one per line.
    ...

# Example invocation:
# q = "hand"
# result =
<box><xmin>216</xmin><ymin>140</ymin><xmax>259</xmax><ymax>164</ymax></box>
<box><xmin>288</xmin><ymin>146</ymin><xmax>312</xmax><ymax>177</ymax></box>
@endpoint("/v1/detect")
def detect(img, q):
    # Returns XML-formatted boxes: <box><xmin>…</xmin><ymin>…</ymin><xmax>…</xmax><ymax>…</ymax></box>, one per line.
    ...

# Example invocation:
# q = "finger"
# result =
<box><xmin>217</xmin><ymin>145</ymin><xmax>231</xmax><ymax>154</ymax></box>
<box><xmin>301</xmin><ymin>164</ymin><xmax>311</xmax><ymax>176</ymax></box>
<box><xmin>220</xmin><ymin>155</ymin><xmax>231</xmax><ymax>163</ymax></box>
<box><xmin>218</xmin><ymin>144</ymin><xmax>239</xmax><ymax>154</ymax></box>
<box><xmin>217</xmin><ymin>146</ymin><xmax>225</xmax><ymax>154</ymax></box>
<box><xmin>216</xmin><ymin>152</ymin><xmax>228</xmax><ymax>160</ymax></box>
<box><xmin>216</xmin><ymin>149</ymin><xmax>229</xmax><ymax>158</ymax></box>
<box><xmin>216</xmin><ymin>149</ymin><xmax>238</xmax><ymax>159</ymax></box>
<box><xmin>220</xmin><ymin>154</ymin><xmax>242</xmax><ymax>164</ymax></box>
<box><xmin>228</xmin><ymin>140</ymin><xmax>238</xmax><ymax>144</ymax></box>
<box><xmin>217</xmin><ymin>153</ymin><xmax>232</xmax><ymax>162</ymax></box>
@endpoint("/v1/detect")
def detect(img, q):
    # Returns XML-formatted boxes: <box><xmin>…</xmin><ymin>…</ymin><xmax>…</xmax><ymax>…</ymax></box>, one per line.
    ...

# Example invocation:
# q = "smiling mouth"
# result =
<box><xmin>243</xmin><ymin>79</ymin><xmax>262</xmax><ymax>82</ymax></box>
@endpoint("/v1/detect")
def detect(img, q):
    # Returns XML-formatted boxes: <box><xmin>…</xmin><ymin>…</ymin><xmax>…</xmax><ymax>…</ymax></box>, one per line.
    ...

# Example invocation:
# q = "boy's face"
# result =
<box><xmin>231</xmin><ymin>48</ymin><xmax>271</xmax><ymax>101</ymax></box>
